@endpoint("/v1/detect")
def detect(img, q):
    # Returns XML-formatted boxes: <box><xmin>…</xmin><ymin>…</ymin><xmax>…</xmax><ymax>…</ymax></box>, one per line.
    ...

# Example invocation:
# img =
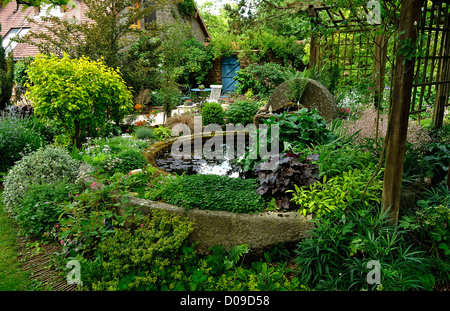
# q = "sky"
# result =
<box><xmin>195</xmin><ymin>0</ymin><xmax>259</xmax><ymax>17</ymax></box>
<box><xmin>195</xmin><ymin>0</ymin><xmax>238</xmax><ymax>15</ymax></box>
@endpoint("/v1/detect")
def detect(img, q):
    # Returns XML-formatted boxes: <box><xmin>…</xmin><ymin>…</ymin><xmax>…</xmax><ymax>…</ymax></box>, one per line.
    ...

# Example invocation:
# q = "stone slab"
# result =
<box><xmin>255</xmin><ymin>78</ymin><xmax>337</xmax><ymax>126</ymax></box>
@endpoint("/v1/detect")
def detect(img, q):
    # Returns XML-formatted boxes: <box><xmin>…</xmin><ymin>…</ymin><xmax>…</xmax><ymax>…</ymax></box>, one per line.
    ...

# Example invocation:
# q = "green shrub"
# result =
<box><xmin>14</xmin><ymin>182</ymin><xmax>80</xmax><ymax>238</ymax></box>
<box><xmin>26</xmin><ymin>54</ymin><xmax>133</xmax><ymax>149</ymax></box>
<box><xmin>0</xmin><ymin>47</ymin><xmax>14</xmax><ymax>110</ymax></box>
<box><xmin>134</xmin><ymin>126</ymin><xmax>154</xmax><ymax>140</ymax></box>
<box><xmin>288</xmin><ymin>163</ymin><xmax>383</xmax><ymax>217</ymax></box>
<box><xmin>6</xmin><ymin>108</ymin><xmax>57</xmax><ymax>144</ymax></box>
<box><xmin>2</xmin><ymin>145</ymin><xmax>80</xmax><ymax>213</ymax></box>
<box><xmin>234</xmin><ymin>62</ymin><xmax>293</xmax><ymax>98</ymax></box>
<box><xmin>309</xmin><ymin>140</ymin><xmax>375</xmax><ymax>178</ymax></box>
<box><xmin>89</xmin><ymin>209</ymin><xmax>197</xmax><ymax>291</ymax></box>
<box><xmin>225</xmin><ymin>99</ymin><xmax>262</xmax><ymax>125</ymax></box>
<box><xmin>400</xmin><ymin>184</ymin><xmax>450</xmax><ymax>284</ymax></box>
<box><xmin>114</xmin><ymin>149</ymin><xmax>147</xmax><ymax>174</ymax></box>
<box><xmin>201</xmin><ymin>102</ymin><xmax>224</xmax><ymax>125</ymax></box>
<box><xmin>295</xmin><ymin>204</ymin><xmax>435</xmax><ymax>291</ymax></box>
<box><xmin>150</xmin><ymin>174</ymin><xmax>265</xmax><ymax>214</ymax></box>
<box><xmin>153</xmin><ymin>125</ymin><xmax>172</xmax><ymax>141</ymax></box>
<box><xmin>263</xmin><ymin>108</ymin><xmax>336</xmax><ymax>151</ymax></box>
<box><xmin>13</xmin><ymin>57</ymin><xmax>33</xmax><ymax>88</ymax></box>
<box><xmin>0</xmin><ymin>117</ymin><xmax>45</xmax><ymax>172</ymax></box>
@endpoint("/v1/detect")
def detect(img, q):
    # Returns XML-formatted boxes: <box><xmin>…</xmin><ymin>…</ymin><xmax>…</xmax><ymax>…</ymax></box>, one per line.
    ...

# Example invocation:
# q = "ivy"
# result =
<box><xmin>177</xmin><ymin>0</ymin><xmax>197</xmax><ymax>17</ymax></box>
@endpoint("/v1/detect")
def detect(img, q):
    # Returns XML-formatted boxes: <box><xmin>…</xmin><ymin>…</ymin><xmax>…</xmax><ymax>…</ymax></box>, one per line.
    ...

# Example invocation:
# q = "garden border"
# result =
<box><xmin>80</xmin><ymin>132</ymin><xmax>315</xmax><ymax>257</ymax></box>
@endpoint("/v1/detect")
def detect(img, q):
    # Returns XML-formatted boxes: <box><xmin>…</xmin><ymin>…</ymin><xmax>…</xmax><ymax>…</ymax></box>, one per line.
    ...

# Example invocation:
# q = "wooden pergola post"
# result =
<box><xmin>382</xmin><ymin>0</ymin><xmax>423</xmax><ymax>224</ymax></box>
<box><xmin>308</xmin><ymin>5</ymin><xmax>320</xmax><ymax>69</ymax></box>
<box><xmin>432</xmin><ymin>13</ymin><xmax>450</xmax><ymax>129</ymax></box>
<box><xmin>447</xmin><ymin>163</ymin><xmax>450</xmax><ymax>187</ymax></box>
<box><xmin>373</xmin><ymin>26</ymin><xmax>388</xmax><ymax>108</ymax></box>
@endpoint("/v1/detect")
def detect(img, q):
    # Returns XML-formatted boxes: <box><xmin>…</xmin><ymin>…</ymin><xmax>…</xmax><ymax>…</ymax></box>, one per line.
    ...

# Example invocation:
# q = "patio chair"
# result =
<box><xmin>179</xmin><ymin>84</ymin><xmax>191</xmax><ymax>104</ymax></box>
<box><xmin>206</xmin><ymin>85</ymin><xmax>222</xmax><ymax>103</ymax></box>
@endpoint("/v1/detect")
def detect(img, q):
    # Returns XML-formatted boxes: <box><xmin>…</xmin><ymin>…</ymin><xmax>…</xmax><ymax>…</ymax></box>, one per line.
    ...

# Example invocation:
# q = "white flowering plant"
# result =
<box><xmin>78</xmin><ymin>136</ymin><xmax>149</xmax><ymax>177</ymax></box>
<box><xmin>2</xmin><ymin>145</ymin><xmax>81</xmax><ymax>214</ymax></box>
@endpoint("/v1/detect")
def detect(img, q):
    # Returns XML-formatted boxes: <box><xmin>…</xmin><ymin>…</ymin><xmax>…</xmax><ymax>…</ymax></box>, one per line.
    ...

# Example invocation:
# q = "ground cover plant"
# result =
<box><xmin>147</xmin><ymin>174</ymin><xmax>265</xmax><ymax>214</ymax></box>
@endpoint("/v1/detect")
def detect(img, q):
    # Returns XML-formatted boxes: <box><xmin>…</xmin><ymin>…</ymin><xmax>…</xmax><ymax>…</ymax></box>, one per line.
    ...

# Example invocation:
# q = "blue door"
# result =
<box><xmin>222</xmin><ymin>56</ymin><xmax>240</xmax><ymax>92</ymax></box>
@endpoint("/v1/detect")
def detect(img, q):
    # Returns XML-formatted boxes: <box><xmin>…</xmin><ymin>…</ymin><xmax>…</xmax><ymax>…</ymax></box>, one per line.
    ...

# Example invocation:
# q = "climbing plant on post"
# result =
<box><xmin>382</xmin><ymin>0</ymin><xmax>423</xmax><ymax>225</ymax></box>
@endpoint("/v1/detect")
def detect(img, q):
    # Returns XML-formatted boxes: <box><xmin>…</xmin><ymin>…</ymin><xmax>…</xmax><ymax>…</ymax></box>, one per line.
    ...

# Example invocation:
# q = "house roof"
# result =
<box><xmin>0</xmin><ymin>0</ymin><xmax>91</xmax><ymax>59</ymax></box>
<box><xmin>0</xmin><ymin>2</ymin><xmax>40</xmax><ymax>59</ymax></box>
<box><xmin>193</xmin><ymin>3</ymin><xmax>210</xmax><ymax>41</ymax></box>
<box><xmin>1</xmin><ymin>0</ymin><xmax>211</xmax><ymax>59</ymax></box>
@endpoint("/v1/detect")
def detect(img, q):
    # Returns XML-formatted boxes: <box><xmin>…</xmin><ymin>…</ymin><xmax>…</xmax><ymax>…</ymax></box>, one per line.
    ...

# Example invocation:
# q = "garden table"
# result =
<box><xmin>191</xmin><ymin>88</ymin><xmax>211</xmax><ymax>104</ymax></box>
<box><xmin>191</xmin><ymin>88</ymin><xmax>212</xmax><ymax>93</ymax></box>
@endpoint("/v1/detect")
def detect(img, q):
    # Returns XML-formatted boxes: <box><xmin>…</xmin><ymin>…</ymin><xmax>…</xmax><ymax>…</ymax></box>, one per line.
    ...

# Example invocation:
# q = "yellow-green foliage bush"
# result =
<box><xmin>26</xmin><ymin>54</ymin><xmax>133</xmax><ymax>148</ymax></box>
<box><xmin>289</xmin><ymin>163</ymin><xmax>383</xmax><ymax>217</ymax></box>
<box><xmin>90</xmin><ymin>210</ymin><xmax>196</xmax><ymax>291</ymax></box>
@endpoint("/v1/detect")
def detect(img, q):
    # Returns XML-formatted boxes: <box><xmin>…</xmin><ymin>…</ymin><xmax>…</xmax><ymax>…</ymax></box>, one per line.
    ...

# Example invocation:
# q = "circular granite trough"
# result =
<box><xmin>80</xmin><ymin>131</ymin><xmax>315</xmax><ymax>257</ymax></box>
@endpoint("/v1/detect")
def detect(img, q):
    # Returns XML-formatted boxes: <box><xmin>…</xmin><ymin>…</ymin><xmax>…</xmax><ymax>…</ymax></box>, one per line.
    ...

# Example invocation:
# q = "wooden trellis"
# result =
<box><xmin>309</xmin><ymin>6</ymin><xmax>375</xmax><ymax>84</ymax></box>
<box><xmin>308</xmin><ymin>4</ymin><xmax>389</xmax><ymax>107</ymax></box>
<box><xmin>412</xmin><ymin>0</ymin><xmax>450</xmax><ymax>127</ymax></box>
<box><xmin>308</xmin><ymin>2</ymin><xmax>449</xmax><ymax>127</ymax></box>
<box><xmin>308</xmin><ymin>1</ymin><xmax>450</xmax><ymax>223</ymax></box>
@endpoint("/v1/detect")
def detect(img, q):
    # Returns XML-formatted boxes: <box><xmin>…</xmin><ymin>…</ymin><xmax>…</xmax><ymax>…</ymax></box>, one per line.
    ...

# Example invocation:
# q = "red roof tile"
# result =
<box><xmin>0</xmin><ymin>1</ymin><xmax>88</xmax><ymax>59</ymax></box>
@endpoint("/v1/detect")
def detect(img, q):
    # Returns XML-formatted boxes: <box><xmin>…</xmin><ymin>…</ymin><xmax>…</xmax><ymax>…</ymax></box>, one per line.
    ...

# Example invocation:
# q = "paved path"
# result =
<box><xmin>131</xmin><ymin>106</ymin><xmax>199</xmax><ymax>126</ymax></box>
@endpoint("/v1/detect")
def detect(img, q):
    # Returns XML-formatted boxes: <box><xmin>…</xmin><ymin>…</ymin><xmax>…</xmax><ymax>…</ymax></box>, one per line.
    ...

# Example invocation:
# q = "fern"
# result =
<box><xmin>206</xmin><ymin>244</ymin><xmax>249</xmax><ymax>275</ymax></box>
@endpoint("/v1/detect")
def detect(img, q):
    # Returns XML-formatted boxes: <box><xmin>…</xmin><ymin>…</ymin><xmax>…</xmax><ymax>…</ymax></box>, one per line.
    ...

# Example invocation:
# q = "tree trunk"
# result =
<box><xmin>447</xmin><ymin>162</ymin><xmax>450</xmax><ymax>188</ymax></box>
<box><xmin>382</xmin><ymin>0</ymin><xmax>423</xmax><ymax>225</ymax></box>
<box><xmin>308</xmin><ymin>5</ymin><xmax>320</xmax><ymax>70</ymax></box>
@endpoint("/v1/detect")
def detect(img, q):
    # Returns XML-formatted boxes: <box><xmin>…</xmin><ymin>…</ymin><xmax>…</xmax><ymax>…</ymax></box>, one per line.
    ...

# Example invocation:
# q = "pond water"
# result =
<box><xmin>155</xmin><ymin>136</ymin><xmax>250</xmax><ymax>178</ymax></box>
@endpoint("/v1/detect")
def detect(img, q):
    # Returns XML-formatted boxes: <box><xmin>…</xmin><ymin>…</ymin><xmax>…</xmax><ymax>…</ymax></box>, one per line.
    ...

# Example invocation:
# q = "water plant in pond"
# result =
<box><xmin>156</xmin><ymin>140</ymin><xmax>247</xmax><ymax>178</ymax></box>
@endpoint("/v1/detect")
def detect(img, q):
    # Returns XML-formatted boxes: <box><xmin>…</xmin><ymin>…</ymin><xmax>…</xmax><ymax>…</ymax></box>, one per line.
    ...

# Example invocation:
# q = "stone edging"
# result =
<box><xmin>119</xmin><ymin>195</ymin><xmax>314</xmax><ymax>257</ymax></box>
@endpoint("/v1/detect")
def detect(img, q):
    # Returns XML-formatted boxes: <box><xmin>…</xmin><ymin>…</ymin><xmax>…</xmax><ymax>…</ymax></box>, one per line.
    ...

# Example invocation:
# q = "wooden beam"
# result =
<box><xmin>308</xmin><ymin>5</ymin><xmax>320</xmax><ymax>69</ymax></box>
<box><xmin>432</xmin><ymin>4</ymin><xmax>450</xmax><ymax>128</ymax></box>
<box><xmin>382</xmin><ymin>0</ymin><xmax>423</xmax><ymax>225</ymax></box>
<box><xmin>373</xmin><ymin>26</ymin><xmax>388</xmax><ymax>108</ymax></box>
<box><xmin>447</xmin><ymin>162</ymin><xmax>450</xmax><ymax>188</ymax></box>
